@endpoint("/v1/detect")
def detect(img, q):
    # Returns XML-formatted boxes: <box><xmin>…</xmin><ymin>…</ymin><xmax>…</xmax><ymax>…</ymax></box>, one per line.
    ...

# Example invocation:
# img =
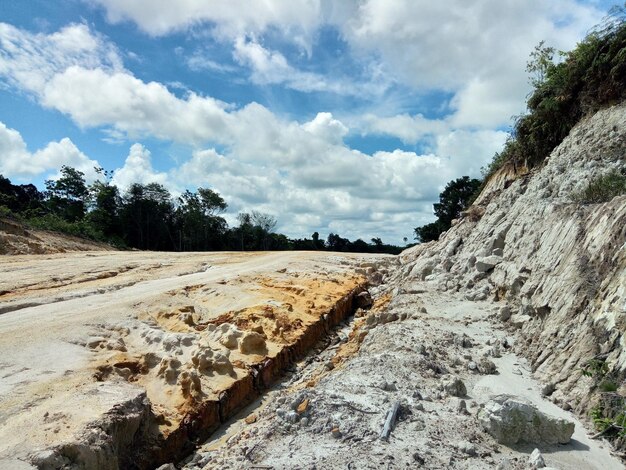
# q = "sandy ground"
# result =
<box><xmin>183</xmin><ymin>280</ymin><xmax>625</xmax><ymax>469</ymax></box>
<box><xmin>0</xmin><ymin>251</ymin><xmax>387</xmax><ymax>467</ymax></box>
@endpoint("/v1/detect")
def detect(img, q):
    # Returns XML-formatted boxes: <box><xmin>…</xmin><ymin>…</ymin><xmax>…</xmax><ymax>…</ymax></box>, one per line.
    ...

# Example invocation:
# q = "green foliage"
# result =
<box><xmin>25</xmin><ymin>213</ymin><xmax>105</xmax><ymax>241</ymax></box>
<box><xmin>591</xmin><ymin>403</ymin><xmax>626</xmax><ymax>436</ymax></box>
<box><xmin>484</xmin><ymin>7</ymin><xmax>626</xmax><ymax>178</ymax></box>
<box><xmin>414</xmin><ymin>221</ymin><xmax>445</xmax><ymax>243</ymax></box>
<box><xmin>600</xmin><ymin>380</ymin><xmax>619</xmax><ymax>393</ymax></box>
<box><xmin>414</xmin><ymin>176</ymin><xmax>481</xmax><ymax>242</ymax></box>
<box><xmin>581</xmin><ymin>358</ymin><xmax>610</xmax><ymax>378</ymax></box>
<box><xmin>45</xmin><ymin>166</ymin><xmax>89</xmax><ymax>222</ymax></box>
<box><xmin>571</xmin><ymin>170</ymin><xmax>626</xmax><ymax>204</ymax></box>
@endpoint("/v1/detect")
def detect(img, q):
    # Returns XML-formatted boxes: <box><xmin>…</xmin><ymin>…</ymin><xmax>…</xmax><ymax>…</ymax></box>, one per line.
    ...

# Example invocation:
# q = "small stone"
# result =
<box><xmin>498</xmin><ymin>306</ymin><xmax>512</xmax><ymax>322</ymax></box>
<box><xmin>442</xmin><ymin>377</ymin><xmax>467</xmax><ymax>397</ymax></box>
<box><xmin>496</xmin><ymin>458</ymin><xmax>513</xmax><ymax>470</ymax></box>
<box><xmin>478</xmin><ymin>395</ymin><xmax>575</xmax><ymax>445</ymax></box>
<box><xmin>331</xmin><ymin>427</ymin><xmax>342</xmax><ymax>438</ymax></box>
<box><xmin>476</xmin><ymin>255</ymin><xmax>503</xmax><ymax>273</ymax></box>
<box><xmin>458</xmin><ymin>441</ymin><xmax>477</xmax><ymax>456</ymax></box>
<box><xmin>467</xmin><ymin>361</ymin><xmax>478</xmax><ymax>371</ymax></box>
<box><xmin>528</xmin><ymin>448</ymin><xmax>546</xmax><ymax>469</ymax></box>
<box><xmin>478</xmin><ymin>357</ymin><xmax>497</xmax><ymax>374</ymax></box>
<box><xmin>297</xmin><ymin>398</ymin><xmax>310</xmax><ymax>414</ymax></box>
<box><xmin>355</xmin><ymin>291</ymin><xmax>373</xmax><ymax>309</ymax></box>
<box><xmin>456</xmin><ymin>399</ymin><xmax>468</xmax><ymax>414</ymax></box>
<box><xmin>541</xmin><ymin>383</ymin><xmax>555</xmax><ymax>397</ymax></box>
<box><xmin>244</xmin><ymin>414</ymin><xmax>257</xmax><ymax>424</ymax></box>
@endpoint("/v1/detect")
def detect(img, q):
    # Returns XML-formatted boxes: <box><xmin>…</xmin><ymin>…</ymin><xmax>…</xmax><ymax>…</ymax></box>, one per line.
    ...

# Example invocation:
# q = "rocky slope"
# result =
<box><xmin>398</xmin><ymin>102</ymin><xmax>626</xmax><ymax>429</ymax></box>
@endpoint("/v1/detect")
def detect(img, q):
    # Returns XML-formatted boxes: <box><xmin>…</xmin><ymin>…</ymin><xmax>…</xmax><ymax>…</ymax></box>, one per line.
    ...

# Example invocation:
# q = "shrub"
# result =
<box><xmin>571</xmin><ymin>170</ymin><xmax>626</xmax><ymax>204</ymax></box>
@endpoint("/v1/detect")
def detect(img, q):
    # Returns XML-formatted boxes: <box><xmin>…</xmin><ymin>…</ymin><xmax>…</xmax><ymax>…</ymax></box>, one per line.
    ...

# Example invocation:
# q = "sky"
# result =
<box><xmin>0</xmin><ymin>0</ymin><xmax>620</xmax><ymax>245</ymax></box>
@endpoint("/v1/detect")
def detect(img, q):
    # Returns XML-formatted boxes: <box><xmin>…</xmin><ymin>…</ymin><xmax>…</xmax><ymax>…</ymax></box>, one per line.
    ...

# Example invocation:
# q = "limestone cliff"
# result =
<box><xmin>397</xmin><ymin>103</ymin><xmax>626</xmax><ymax>425</ymax></box>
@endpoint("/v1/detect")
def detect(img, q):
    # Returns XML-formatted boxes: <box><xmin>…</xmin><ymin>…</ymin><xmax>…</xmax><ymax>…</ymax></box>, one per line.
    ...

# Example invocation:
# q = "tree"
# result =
<box><xmin>251</xmin><ymin>211</ymin><xmax>277</xmax><ymax>250</ymax></box>
<box><xmin>414</xmin><ymin>176</ymin><xmax>481</xmax><ymax>242</ymax></box>
<box><xmin>45</xmin><ymin>166</ymin><xmax>89</xmax><ymax>222</ymax></box>
<box><xmin>88</xmin><ymin>179</ymin><xmax>120</xmax><ymax>238</ymax></box>
<box><xmin>175</xmin><ymin>188</ymin><xmax>227</xmax><ymax>250</ymax></box>
<box><xmin>0</xmin><ymin>175</ymin><xmax>44</xmax><ymax>215</ymax></box>
<box><xmin>327</xmin><ymin>233</ymin><xmax>349</xmax><ymax>251</ymax></box>
<box><xmin>433</xmin><ymin>176</ymin><xmax>482</xmax><ymax>227</ymax></box>
<box><xmin>119</xmin><ymin>183</ymin><xmax>175</xmax><ymax>250</ymax></box>
<box><xmin>526</xmin><ymin>40</ymin><xmax>558</xmax><ymax>87</ymax></box>
<box><xmin>236</xmin><ymin>212</ymin><xmax>253</xmax><ymax>251</ymax></box>
<box><xmin>311</xmin><ymin>231</ymin><xmax>325</xmax><ymax>250</ymax></box>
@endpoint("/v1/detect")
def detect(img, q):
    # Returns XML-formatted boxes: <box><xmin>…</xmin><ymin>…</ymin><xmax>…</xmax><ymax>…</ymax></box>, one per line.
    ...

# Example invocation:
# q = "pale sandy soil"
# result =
<box><xmin>0</xmin><ymin>251</ymin><xmax>386</xmax><ymax>468</ymax></box>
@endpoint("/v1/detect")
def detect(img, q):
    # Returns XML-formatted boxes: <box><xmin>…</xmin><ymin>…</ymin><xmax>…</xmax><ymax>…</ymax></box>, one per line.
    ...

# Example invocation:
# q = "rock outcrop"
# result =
<box><xmin>397</xmin><ymin>103</ymin><xmax>626</xmax><ymax>418</ymax></box>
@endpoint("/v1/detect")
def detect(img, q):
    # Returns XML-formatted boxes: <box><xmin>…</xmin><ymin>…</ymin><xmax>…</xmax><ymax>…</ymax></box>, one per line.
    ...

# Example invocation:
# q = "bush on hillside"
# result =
<box><xmin>571</xmin><ymin>170</ymin><xmax>626</xmax><ymax>204</ymax></box>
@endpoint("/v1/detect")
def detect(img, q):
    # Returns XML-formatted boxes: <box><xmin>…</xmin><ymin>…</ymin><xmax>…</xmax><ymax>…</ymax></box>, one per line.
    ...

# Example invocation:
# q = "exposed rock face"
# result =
<box><xmin>398</xmin><ymin>103</ymin><xmax>626</xmax><ymax>416</ymax></box>
<box><xmin>478</xmin><ymin>395</ymin><xmax>575</xmax><ymax>445</ymax></box>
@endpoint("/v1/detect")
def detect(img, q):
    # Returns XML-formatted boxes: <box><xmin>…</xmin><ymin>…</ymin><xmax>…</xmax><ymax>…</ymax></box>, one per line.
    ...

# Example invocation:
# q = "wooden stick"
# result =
<box><xmin>590</xmin><ymin>423</ymin><xmax>623</xmax><ymax>439</ymax></box>
<box><xmin>379</xmin><ymin>401</ymin><xmax>400</xmax><ymax>441</ymax></box>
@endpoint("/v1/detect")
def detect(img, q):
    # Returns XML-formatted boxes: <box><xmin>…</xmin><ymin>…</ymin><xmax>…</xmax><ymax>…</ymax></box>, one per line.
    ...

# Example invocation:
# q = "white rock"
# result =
<box><xmin>478</xmin><ymin>395</ymin><xmax>574</xmax><ymax>445</ymax></box>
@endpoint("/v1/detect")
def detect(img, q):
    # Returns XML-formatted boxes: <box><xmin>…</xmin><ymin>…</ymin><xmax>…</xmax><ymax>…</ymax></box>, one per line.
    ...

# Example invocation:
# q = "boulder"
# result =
<box><xmin>478</xmin><ymin>395</ymin><xmax>574</xmax><ymax>445</ymax></box>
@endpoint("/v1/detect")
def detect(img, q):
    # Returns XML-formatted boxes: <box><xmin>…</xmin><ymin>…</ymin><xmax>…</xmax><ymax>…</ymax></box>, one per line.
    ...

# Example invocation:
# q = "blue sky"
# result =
<box><xmin>0</xmin><ymin>0</ymin><xmax>620</xmax><ymax>244</ymax></box>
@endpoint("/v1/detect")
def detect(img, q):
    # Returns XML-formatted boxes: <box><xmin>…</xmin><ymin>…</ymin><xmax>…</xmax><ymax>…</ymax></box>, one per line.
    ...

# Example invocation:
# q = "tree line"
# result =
<box><xmin>0</xmin><ymin>166</ymin><xmax>403</xmax><ymax>254</ymax></box>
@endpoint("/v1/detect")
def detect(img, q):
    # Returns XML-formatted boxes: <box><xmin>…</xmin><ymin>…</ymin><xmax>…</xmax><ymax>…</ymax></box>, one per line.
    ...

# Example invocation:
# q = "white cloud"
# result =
<box><xmin>88</xmin><ymin>0</ymin><xmax>324</xmax><ymax>38</ymax></box>
<box><xmin>111</xmin><ymin>143</ymin><xmax>169</xmax><ymax>189</ymax></box>
<box><xmin>233</xmin><ymin>36</ymin><xmax>367</xmax><ymax>95</ymax></box>
<box><xmin>359</xmin><ymin>113</ymin><xmax>448</xmax><ymax>144</ymax></box>
<box><xmin>339</xmin><ymin>0</ymin><xmax>606</xmax><ymax>127</ymax></box>
<box><xmin>434</xmin><ymin>129</ymin><xmax>509</xmax><ymax>177</ymax></box>
<box><xmin>0</xmin><ymin>22</ymin><xmax>122</xmax><ymax>95</ymax></box>
<box><xmin>41</xmin><ymin>66</ymin><xmax>234</xmax><ymax>144</ymax></box>
<box><xmin>0</xmin><ymin>2</ymin><xmax>612</xmax><ymax>243</ymax></box>
<box><xmin>0</xmin><ymin>121</ymin><xmax>100</xmax><ymax>182</ymax></box>
<box><xmin>302</xmin><ymin>112</ymin><xmax>348</xmax><ymax>144</ymax></box>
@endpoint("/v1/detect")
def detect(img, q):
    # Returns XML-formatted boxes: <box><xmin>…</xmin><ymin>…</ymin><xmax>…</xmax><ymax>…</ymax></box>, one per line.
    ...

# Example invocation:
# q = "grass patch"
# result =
<box><xmin>571</xmin><ymin>170</ymin><xmax>626</xmax><ymax>204</ymax></box>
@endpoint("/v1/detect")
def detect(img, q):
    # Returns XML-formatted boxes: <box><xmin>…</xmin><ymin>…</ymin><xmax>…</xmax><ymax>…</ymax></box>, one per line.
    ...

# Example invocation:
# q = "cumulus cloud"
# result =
<box><xmin>111</xmin><ymin>143</ymin><xmax>170</xmax><ymax>190</ymax></box>
<box><xmin>41</xmin><ymin>66</ymin><xmax>233</xmax><ymax>143</ymax></box>
<box><xmin>0</xmin><ymin>121</ymin><xmax>100</xmax><ymax>182</ymax></box>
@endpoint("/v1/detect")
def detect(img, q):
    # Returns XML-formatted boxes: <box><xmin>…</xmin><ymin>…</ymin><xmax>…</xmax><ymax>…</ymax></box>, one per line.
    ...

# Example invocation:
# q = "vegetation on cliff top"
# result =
<box><xmin>484</xmin><ymin>5</ymin><xmax>626</xmax><ymax>178</ymax></box>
